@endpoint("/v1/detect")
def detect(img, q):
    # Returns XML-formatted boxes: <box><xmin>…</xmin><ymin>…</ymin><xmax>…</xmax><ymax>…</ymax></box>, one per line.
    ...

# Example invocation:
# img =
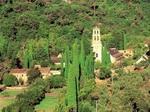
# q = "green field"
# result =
<box><xmin>35</xmin><ymin>96</ymin><xmax>59</xmax><ymax>112</ymax></box>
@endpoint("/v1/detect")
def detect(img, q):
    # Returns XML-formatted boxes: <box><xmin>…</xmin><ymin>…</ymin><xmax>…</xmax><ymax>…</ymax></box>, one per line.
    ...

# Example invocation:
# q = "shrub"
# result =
<box><xmin>99</xmin><ymin>66</ymin><xmax>111</xmax><ymax>79</ymax></box>
<box><xmin>47</xmin><ymin>75</ymin><xmax>66</xmax><ymax>88</ymax></box>
<box><xmin>3</xmin><ymin>73</ymin><xmax>18</xmax><ymax>86</ymax></box>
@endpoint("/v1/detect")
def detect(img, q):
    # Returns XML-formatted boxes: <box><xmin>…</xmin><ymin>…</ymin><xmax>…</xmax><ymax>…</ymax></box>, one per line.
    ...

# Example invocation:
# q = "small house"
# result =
<box><xmin>10</xmin><ymin>69</ymin><xmax>28</xmax><ymax>85</ymax></box>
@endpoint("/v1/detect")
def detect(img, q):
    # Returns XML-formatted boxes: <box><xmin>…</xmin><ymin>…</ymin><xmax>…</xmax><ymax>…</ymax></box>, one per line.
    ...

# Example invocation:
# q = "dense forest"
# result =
<box><xmin>0</xmin><ymin>0</ymin><xmax>150</xmax><ymax>70</ymax></box>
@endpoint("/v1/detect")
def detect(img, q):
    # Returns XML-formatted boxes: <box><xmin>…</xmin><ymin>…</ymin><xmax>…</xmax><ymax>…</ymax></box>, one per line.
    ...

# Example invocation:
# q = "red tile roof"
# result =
<box><xmin>51</xmin><ymin>56</ymin><xmax>61</xmax><ymax>63</ymax></box>
<box><xmin>39</xmin><ymin>67</ymin><xmax>50</xmax><ymax>73</ymax></box>
<box><xmin>144</xmin><ymin>40</ymin><xmax>150</xmax><ymax>45</ymax></box>
<box><xmin>10</xmin><ymin>69</ymin><xmax>28</xmax><ymax>74</ymax></box>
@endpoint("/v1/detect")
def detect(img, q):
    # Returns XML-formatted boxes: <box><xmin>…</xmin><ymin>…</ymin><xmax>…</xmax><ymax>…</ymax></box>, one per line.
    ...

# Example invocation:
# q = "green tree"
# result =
<box><xmin>3</xmin><ymin>73</ymin><xmax>18</xmax><ymax>86</ymax></box>
<box><xmin>27</xmin><ymin>68</ymin><xmax>41</xmax><ymax>84</ymax></box>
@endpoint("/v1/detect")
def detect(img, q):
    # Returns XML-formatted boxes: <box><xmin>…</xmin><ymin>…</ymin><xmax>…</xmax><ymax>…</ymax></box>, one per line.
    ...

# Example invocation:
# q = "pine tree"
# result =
<box><xmin>65</xmin><ymin>46</ymin><xmax>69</xmax><ymax>79</ymax></box>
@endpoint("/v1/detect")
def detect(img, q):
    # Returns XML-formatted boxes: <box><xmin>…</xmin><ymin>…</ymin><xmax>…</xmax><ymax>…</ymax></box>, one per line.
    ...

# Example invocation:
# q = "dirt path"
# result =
<box><xmin>45</xmin><ymin>92</ymin><xmax>58</xmax><ymax>96</ymax></box>
<box><xmin>95</xmin><ymin>77</ymin><xmax>109</xmax><ymax>88</ymax></box>
<box><xmin>0</xmin><ymin>96</ymin><xmax>16</xmax><ymax>100</ymax></box>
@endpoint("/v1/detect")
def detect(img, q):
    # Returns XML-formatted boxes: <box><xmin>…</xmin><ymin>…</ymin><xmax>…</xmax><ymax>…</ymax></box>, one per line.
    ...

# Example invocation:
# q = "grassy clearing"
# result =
<box><xmin>0</xmin><ymin>89</ymin><xmax>23</xmax><ymax>97</ymax></box>
<box><xmin>35</xmin><ymin>96</ymin><xmax>58</xmax><ymax>112</ymax></box>
<box><xmin>0</xmin><ymin>89</ymin><xmax>24</xmax><ymax>111</ymax></box>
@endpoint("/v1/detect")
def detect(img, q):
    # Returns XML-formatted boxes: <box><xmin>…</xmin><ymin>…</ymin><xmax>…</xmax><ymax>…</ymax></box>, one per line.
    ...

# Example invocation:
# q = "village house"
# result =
<box><xmin>109</xmin><ymin>48</ymin><xmax>124</xmax><ymax>63</ymax></box>
<box><xmin>92</xmin><ymin>26</ymin><xmax>124</xmax><ymax>63</ymax></box>
<box><xmin>119</xmin><ymin>48</ymin><xmax>134</xmax><ymax>58</ymax></box>
<box><xmin>10</xmin><ymin>69</ymin><xmax>28</xmax><ymax>85</ymax></box>
<box><xmin>135</xmin><ymin>40</ymin><xmax>150</xmax><ymax>64</ymax></box>
<box><xmin>10</xmin><ymin>65</ymin><xmax>52</xmax><ymax>85</ymax></box>
<box><xmin>51</xmin><ymin>54</ymin><xmax>62</xmax><ymax>65</ymax></box>
<box><xmin>144</xmin><ymin>40</ymin><xmax>150</xmax><ymax>49</ymax></box>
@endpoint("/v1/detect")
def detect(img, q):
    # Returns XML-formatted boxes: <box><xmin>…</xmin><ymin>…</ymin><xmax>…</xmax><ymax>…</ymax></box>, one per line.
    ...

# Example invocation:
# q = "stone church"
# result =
<box><xmin>92</xmin><ymin>26</ymin><xmax>124</xmax><ymax>63</ymax></box>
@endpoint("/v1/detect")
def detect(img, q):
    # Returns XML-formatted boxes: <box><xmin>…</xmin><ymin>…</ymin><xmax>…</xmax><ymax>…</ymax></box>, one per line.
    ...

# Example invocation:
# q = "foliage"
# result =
<box><xmin>3</xmin><ymin>73</ymin><xmax>18</xmax><ymax>86</ymax></box>
<box><xmin>47</xmin><ymin>75</ymin><xmax>66</xmax><ymax>88</ymax></box>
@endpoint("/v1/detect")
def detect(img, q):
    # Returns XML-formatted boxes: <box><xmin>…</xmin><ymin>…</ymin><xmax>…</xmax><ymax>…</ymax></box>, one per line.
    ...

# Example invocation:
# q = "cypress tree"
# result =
<box><xmin>123</xmin><ymin>35</ymin><xmax>127</xmax><ymax>50</ymax></box>
<box><xmin>89</xmin><ymin>50</ymin><xmax>94</xmax><ymax>77</ymax></box>
<box><xmin>80</xmin><ymin>39</ymin><xmax>85</xmax><ymax>70</ymax></box>
<box><xmin>61</xmin><ymin>54</ymin><xmax>64</xmax><ymax>75</ymax></box>
<box><xmin>84</xmin><ymin>56</ymin><xmax>89</xmax><ymax>77</ymax></box>
<box><xmin>28</xmin><ymin>44</ymin><xmax>33</xmax><ymax>68</ymax></box>
<box><xmin>24</xmin><ymin>50</ymin><xmax>28</xmax><ymax>68</ymax></box>
<box><xmin>102</xmin><ymin>44</ymin><xmax>111</xmax><ymax>65</ymax></box>
<box><xmin>45</xmin><ymin>42</ymin><xmax>49</xmax><ymax>60</ymax></box>
<box><xmin>67</xmin><ymin>64</ymin><xmax>77</xmax><ymax>108</ymax></box>
<box><xmin>65</xmin><ymin>46</ymin><xmax>69</xmax><ymax>79</ymax></box>
<box><xmin>119</xmin><ymin>38</ymin><xmax>123</xmax><ymax>50</ymax></box>
<box><xmin>72</xmin><ymin>40</ymin><xmax>79</xmax><ymax>93</ymax></box>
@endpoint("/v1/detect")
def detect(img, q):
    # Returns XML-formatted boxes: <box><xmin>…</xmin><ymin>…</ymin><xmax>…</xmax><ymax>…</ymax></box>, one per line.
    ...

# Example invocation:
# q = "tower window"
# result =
<box><xmin>94</xmin><ymin>30</ymin><xmax>96</xmax><ymax>34</ymax></box>
<box><xmin>97</xmin><ymin>36</ymin><xmax>99</xmax><ymax>41</ymax></box>
<box><xmin>96</xmin><ymin>53</ymin><xmax>98</xmax><ymax>57</ymax></box>
<box><xmin>97</xmin><ymin>31</ymin><xmax>99</xmax><ymax>34</ymax></box>
<box><xmin>94</xmin><ymin>36</ymin><xmax>96</xmax><ymax>40</ymax></box>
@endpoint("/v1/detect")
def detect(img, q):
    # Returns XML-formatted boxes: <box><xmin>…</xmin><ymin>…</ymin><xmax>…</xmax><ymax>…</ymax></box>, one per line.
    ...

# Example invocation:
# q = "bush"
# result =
<box><xmin>79</xmin><ymin>102</ymin><xmax>95</xmax><ymax>112</ymax></box>
<box><xmin>99</xmin><ymin>66</ymin><xmax>111</xmax><ymax>79</ymax></box>
<box><xmin>3</xmin><ymin>73</ymin><xmax>18</xmax><ymax>86</ymax></box>
<box><xmin>47</xmin><ymin>75</ymin><xmax>66</xmax><ymax>88</ymax></box>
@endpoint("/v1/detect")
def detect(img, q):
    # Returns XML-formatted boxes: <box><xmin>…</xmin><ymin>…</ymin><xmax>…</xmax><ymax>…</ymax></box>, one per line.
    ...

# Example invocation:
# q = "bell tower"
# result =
<box><xmin>92</xmin><ymin>26</ymin><xmax>102</xmax><ymax>62</ymax></box>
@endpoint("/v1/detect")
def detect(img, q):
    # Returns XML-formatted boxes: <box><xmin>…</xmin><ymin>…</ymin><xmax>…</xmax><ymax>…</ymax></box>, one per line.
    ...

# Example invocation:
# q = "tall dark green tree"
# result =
<box><xmin>67</xmin><ymin>64</ymin><xmax>77</xmax><ymax>109</ymax></box>
<box><xmin>80</xmin><ymin>39</ymin><xmax>85</xmax><ymax>70</ymax></box>
<box><xmin>102</xmin><ymin>44</ymin><xmax>111</xmax><ymax>65</ymax></box>
<box><xmin>64</xmin><ymin>46</ymin><xmax>69</xmax><ymax>79</ymax></box>
<box><xmin>61</xmin><ymin>54</ymin><xmax>64</xmax><ymax>75</ymax></box>
<box><xmin>72</xmin><ymin>40</ymin><xmax>79</xmax><ymax>93</ymax></box>
<box><xmin>24</xmin><ymin>50</ymin><xmax>28</xmax><ymax>68</ymax></box>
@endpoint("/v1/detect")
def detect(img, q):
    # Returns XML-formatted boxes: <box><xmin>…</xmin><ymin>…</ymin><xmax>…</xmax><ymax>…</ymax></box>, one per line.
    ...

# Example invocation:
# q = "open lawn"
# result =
<box><xmin>35</xmin><ymin>96</ymin><xmax>58</xmax><ymax>112</ymax></box>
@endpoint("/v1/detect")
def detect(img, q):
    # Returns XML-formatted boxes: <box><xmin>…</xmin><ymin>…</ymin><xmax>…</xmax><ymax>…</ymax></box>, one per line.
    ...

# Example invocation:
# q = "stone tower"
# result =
<box><xmin>92</xmin><ymin>26</ymin><xmax>102</xmax><ymax>62</ymax></box>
